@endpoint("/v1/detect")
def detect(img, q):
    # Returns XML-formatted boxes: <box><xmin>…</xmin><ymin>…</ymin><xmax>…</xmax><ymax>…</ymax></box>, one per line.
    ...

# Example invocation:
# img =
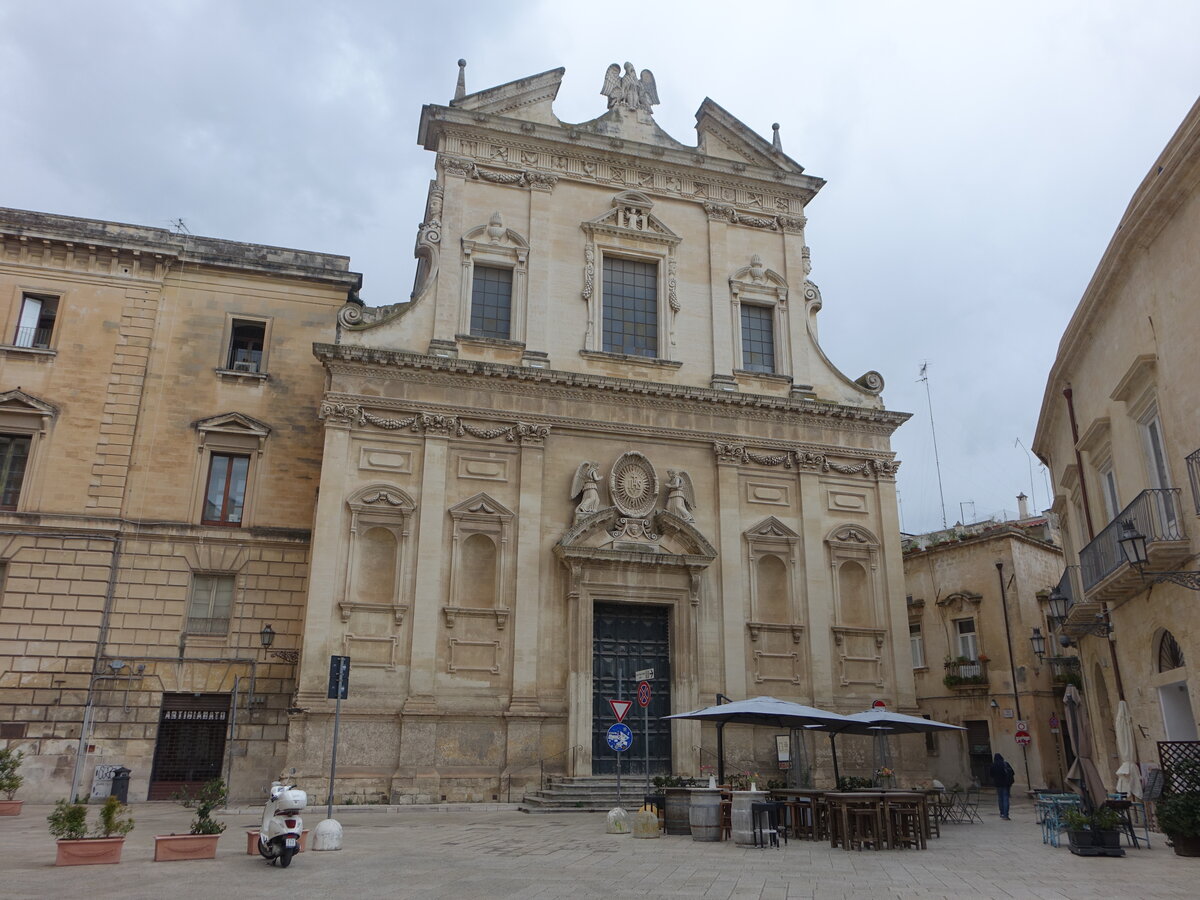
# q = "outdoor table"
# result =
<box><xmin>881</xmin><ymin>791</ymin><xmax>927</xmax><ymax>849</ymax></box>
<box><xmin>825</xmin><ymin>791</ymin><xmax>884</xmax><ymax>851</ymax></box>
<box><xmin>731</xmin><ymin>790</ymin><xmax>770</xmax><ymax>845</ymax></box>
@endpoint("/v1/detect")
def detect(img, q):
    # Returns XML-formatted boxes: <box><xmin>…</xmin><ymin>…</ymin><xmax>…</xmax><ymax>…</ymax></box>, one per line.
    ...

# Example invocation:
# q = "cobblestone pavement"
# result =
<box><xmin>1</xmin><ymin>795</ymin><xmax>1193</xmax><ymax>899</ymax></box>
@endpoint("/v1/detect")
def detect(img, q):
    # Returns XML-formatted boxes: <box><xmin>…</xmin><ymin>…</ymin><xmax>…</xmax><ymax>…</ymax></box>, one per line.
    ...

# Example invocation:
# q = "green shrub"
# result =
<box><xmin>96</xmin><ymin>795</ymin><xmax>134</xmax><ymax>837</ymax></box>
<box><xmin>47</xmin><ymin>800</ymin><xmax>89</xmax><ymax>841</ymax></box>
<box><xmin>837</xmin><ymin>776</ymin><xmax>874</xmax><ymax>791</ymax></box>
<box><xmin>175</xmin><ymin>777</ymin><xmax>228</xmax><ymax>835</ymax></box>
<box><xmin>0</xmin><ymin>748</ymin><xmax>23</xmax><ymax>800</ymax></box>
<box><xmin>1158</xmin><ymin>790</ymin><xmax>1200</xmax><ymax>838</ymax></box>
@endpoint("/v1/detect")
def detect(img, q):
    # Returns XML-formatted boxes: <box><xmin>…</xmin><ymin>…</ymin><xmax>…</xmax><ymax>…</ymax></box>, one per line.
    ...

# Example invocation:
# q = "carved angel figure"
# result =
<box><xmin>602</xmin><ymin>62</ymin><xmax>659</xmax><ymax>114</ymax></box>
<box><xmin>664</xmin><ymin>469</ymin><xmax>695</xmax><ymax>522</ymax></box>
<box><xmin>571</xmin><ymin>461</ymin><xmax>604</xmax><ymax>524</ymax></box>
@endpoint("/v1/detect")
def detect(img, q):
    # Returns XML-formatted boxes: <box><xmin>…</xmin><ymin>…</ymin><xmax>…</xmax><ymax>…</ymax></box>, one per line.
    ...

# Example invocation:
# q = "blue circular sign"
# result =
<box><xmin>606</xmin><ymin>723</ymin><xmax>633</xmax><ymax>752</ymax></box>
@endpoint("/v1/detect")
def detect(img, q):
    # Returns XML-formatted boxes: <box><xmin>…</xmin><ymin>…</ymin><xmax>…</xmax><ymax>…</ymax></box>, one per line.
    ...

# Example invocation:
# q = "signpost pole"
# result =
<box><xmin>616</xmin><ymin>662</ymin><xmax>623</xmax><ymax>809</ymax></box>
<box><xmin>643</xmin><ymin>701</ymin><xmax>649</xmax><ymax>795</ymax></box>
<box><xmin>328</xmin><ymin>678</ymin><xmax>342</xmax><ymax>820</ymax></box>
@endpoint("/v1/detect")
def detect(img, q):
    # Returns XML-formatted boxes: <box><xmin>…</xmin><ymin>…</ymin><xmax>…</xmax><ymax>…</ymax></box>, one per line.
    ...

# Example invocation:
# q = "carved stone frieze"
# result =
<box><xmin>437</xmin><ymin>155</ymin><xmax>558</xmax><ymax>191</ymax></box>
<box><xmin>704</xmin><ymin>202</ymin><xmax>790</xmax><ymax>231</ymax></box>
<box><xmin>320</xmin><ymin>402</ymin><xmax>361</xmax><ymax>426</ymax></box>
<box><xmin>350</xmin><ymin>407</ymin><xmax>551</xmax><ymax>445</ymax></box>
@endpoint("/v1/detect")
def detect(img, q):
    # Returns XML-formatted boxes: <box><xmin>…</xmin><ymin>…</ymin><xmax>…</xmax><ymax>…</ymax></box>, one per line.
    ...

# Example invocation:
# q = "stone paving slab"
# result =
<box><xmin>0</xmin><ymin>795</ymin><xmax>1195</xmax><ymax>899</ymax></box>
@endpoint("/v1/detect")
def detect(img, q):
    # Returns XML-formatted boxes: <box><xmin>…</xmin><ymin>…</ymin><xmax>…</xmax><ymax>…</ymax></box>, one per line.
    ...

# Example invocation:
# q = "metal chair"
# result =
<box><xmin>957</xmin><ymin>788</ymin><xmax>983</xmax><ymax>823</ymax></box>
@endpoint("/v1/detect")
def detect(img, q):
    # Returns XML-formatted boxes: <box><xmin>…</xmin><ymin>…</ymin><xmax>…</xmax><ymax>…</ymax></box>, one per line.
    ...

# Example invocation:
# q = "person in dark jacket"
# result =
<box><xmin>990</xmin><ymin>752</ymin><xmax>1015</xmax><ymax>819</ymax></box>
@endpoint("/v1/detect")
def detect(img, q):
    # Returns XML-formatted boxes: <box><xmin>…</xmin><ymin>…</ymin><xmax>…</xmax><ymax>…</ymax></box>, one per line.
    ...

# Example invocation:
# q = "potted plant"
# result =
<box><xmin>48</xmin><ymin>795</ymin><xmax>134</xmax><ymax>866</ymax></box>
<box><xmin>0</xmin><ymin>748</ymin><xmax>23</xmax><ymax>816</ymax></box>
<box><xmin>1064</xmin><ymin>805</ymin><xmax>1124</xmax><ymax>856</ymax></box>
<box><xmin>1158</xmin><ymin>761</ymin><xmax>1200</xmax><ymax>857</ymax></box>
<box><xmin>1063</xmin><ymin>807</ymin><xmax>1094</xmax><ymax>850</ymax></box>
<box><xmin>155</xmin><ymin>777</ymin><xmax>228</xmax><ymax>861</ymax></box>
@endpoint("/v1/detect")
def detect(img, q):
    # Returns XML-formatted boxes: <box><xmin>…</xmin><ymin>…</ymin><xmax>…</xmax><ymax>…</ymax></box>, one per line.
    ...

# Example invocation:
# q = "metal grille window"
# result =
<box><xmin>186</xmin><ymin>574</ymin><xmax>234</xmax><ymax>635</ymax></box>
<box><xmin>0</xmin><ymin>434</ymin><xmax>30</xmax><ymax>509</ymax></box>
<box><xmin>740</xmin><ymin>304</ymin><xmax>775</xmax><ymax>373</ymax></box>
<box><xmin>1159</xmin><ymin>631</ymin><xmax>1186</xmax><ymax>672</ymax></box>
<box><xmin>202</xmin><ymin>453</ymin><xmax>249</xmax><ymax>525</ymax></box>
<box><xmin>602</xmin><ymin>257</ymin><xmax>657</xmax><ymax>358</ymax></box>
<box><xmin>470</xmin><ymin>266</ymin><xmax>513</xmax><ymax>340</ymax></box>
<box><xmin>13</xmin><ymin>293</ymin><xmax>58</xmax><ymax>349</ymax></box>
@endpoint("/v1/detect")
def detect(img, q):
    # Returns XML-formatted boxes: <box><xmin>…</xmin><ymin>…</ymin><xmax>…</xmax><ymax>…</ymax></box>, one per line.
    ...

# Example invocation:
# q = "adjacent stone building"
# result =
<box><xmin>287</xmin><ymin>63</ymin><xmax>914</xmax><ymax>802</ymax></box>
<box><xmin>903</xmin><ymin>504</ymin><xmax>1071</xmax><ymax>792</ymax></box>
<box><xmin>1032</xmin><ymin>96</ymin><xmax>1200</xmax><ymax>793</ymax></box>
<box><xmin>0</xmin><ymin>208</ymin><xmax>359</xmax><ymax>801</ymax></box>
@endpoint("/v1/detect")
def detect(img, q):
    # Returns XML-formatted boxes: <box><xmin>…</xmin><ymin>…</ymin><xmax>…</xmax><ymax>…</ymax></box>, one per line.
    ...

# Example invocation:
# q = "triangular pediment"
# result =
<box><xmin>450</xmin><ymin>67</ymin><xmax>564</xmax><ymax>123</ymax></box>
<box><xmin>192</xmin><ymin>411</ymin><xmax>271</xmax><ymax>437</ymax></box>
<box><xmin>583</xmin><ymin>194</ymin><xmax>681</xmax><ymax>244</ymax></box>
<box><xmin>0</xmin><ymin>389</ymin><xmax>57</xmax><ymax>418</ymax></box>
<box><xmin>449</xmin><ymin>492</ymin><xmax>514</xmax><ymax>521</ymax></box>
<box><xmin>827</xmin><ymin>524</ymin><xmax>879</xmax><ymax>546</ymax></box>
<box><xmin>746</xmin><ymin>516</ymin><xmax>799</xmax><ymax>539</ymax></box>
<box><xmin>695</xmin><ymin>98</ymin><xmax>807</xmax><ymax>174</ymax></box>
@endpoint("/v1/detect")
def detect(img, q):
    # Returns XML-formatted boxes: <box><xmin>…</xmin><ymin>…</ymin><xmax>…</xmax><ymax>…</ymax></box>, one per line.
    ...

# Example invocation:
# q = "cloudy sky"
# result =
<box><xmin>3</xmin><ymin>1</ymin><xmax>1198</xmax><ymax>534</ymax></box>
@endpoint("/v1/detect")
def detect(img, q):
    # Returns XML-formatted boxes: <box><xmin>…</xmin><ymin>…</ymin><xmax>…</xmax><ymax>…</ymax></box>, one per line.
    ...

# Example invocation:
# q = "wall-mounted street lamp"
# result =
<box><xmin>1118</xmin><ymin>520</ymin><xmax>1200</xmax><ymax>590</ymax></box>
<box><xmin>1029</xmin><ymin>627</ymin><xmax>1046</xmax><ymax>661</ymax></box>
<box><xmin>260</xmin><ymin>623</ymin><xmax>299</xmax><ymax>664</ymax></box>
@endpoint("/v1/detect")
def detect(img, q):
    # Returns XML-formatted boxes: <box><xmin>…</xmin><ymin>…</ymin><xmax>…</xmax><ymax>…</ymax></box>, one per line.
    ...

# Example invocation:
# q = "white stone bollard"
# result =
<box><xmin>311</xmin><ymin>818</ymin><xmax>343</xmax><ymax>851</ymax></box>
<box><xmin>605</xmin><ymin>807</ymin><xmax>630</xmax><ymax>834</ymax></box>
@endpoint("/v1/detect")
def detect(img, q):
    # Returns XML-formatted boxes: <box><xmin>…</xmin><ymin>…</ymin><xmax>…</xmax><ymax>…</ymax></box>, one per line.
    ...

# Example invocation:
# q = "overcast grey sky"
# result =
<box><xmin>3</xmin><ymin>1</ymin><xmax>1198</xmax><ymax>534</ymax></box>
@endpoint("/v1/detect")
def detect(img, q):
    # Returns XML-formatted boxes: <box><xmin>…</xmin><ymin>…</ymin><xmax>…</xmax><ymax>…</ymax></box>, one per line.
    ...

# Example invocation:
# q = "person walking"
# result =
<box><xmin>990</xmin><ymin>752</ymin><xmax>1015</xmax><ymax>819</ymax></box>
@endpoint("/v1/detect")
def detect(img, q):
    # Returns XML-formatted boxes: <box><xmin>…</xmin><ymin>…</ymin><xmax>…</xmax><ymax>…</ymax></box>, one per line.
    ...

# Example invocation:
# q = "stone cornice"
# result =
<box><xmin>313</xmin><ymin>343</ymin><xmax>910</xmax><ymax>435</ymax></box>
<box><xmin>422</xmin><ymin>107</ymin><xmax>822</xmax><ymax>210</ymax></box>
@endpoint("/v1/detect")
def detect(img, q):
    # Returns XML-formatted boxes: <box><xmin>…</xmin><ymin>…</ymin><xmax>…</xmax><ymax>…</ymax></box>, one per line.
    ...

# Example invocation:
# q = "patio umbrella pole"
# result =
<box><xmin>830</xmin><ymin>732</ymin><xmax>841</xmax><ymax>786</ymax></box>
<box><xmin>716</xmin><ymin>722</ymin><xmax>725</xmax><ymax>786</ymax></box>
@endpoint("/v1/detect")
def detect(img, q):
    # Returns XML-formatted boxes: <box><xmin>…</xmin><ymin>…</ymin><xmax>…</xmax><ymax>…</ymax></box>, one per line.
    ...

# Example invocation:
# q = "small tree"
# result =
<box><xmin>96</xmin><ymin>795</ymin><xmax>135</xmax><ymax>838</ymax></box>
<box><xmin>0</xmin><ymin>748</ymin><xmax>23</xmax><ymax>800</ymax></box>
<box><xmin>47</xmin><ymin>800</ymin><xmax>89</xmax><ymax>841</ymax></box>
<box><xmin>175</xmin><ymin>777</ymin><xmax>228</xmax><ymax>835</ymax></box>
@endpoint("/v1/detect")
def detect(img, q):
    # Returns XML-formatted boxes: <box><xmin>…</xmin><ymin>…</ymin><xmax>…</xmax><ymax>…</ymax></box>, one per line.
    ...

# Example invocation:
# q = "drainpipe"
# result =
<box><xmin>70</xmin><ymin>534</ymin><xmax>123</xmax><ymax>802</ymax></box>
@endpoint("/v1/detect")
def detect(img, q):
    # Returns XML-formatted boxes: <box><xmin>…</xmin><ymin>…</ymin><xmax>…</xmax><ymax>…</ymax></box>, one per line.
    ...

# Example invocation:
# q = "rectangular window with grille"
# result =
<box><xmin>227</xmin><ymin>318</ymin><xmax>266</xmax><ymax>372</ymax></box>
<box><xmin>740</xmin><ymin>304</ymin><xmax>775</xmax><ymax>373</ymax></box>
<box><xmin>0</xmin><ymin>434</ymin><xmax>31</xmax><ymax>509</ymax></box>
<box><xmin>202</xmin><ymin>453</ymin><xmax>249</xmax><ymax>525</ymax></box>
<box><xmin>186</xmin><ymin>574</ymin><xmax>234</xmax><ymax>635</ymax></box>
<box><xmin>470</xmin><ymin>266</ymin><xmax>513</xmax><ymax>340</ymax></box>
<box><xmin>602</xmin><ymin>257</ymin><xmax>657</xmax><ymax>358</ymax></box>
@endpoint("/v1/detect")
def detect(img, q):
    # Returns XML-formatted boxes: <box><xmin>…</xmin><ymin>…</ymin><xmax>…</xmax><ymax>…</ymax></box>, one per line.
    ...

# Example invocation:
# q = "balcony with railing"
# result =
<box><xmin>10</xmin><ymin>326</ymin><xmax>52</xmax><ymax>349</ymax></box>
<box><xmin>1079</xmin><ymin>488</ymin><xmax>1191</xmax><ymax>602</ymax></box>
<box><xmin>943</xmin><ymin>658</ymin><xmax>989</xmax><ymax>690</ymax></box>
<box><xmin>1049</xmin><ymin>656</ymin><xmax>1082</xmax><ymax>689</ymax></box>
<box><xmin>1188</xmin><ymin>449</ymin><xmax>1200</xmax><ymax>515</ymax></box>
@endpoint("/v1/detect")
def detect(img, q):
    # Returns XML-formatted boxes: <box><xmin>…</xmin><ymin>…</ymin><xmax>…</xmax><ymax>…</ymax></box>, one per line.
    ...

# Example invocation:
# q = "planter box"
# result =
<box><xmin>1169</xmin><ymin>833</ymin><xmax>1200</xmax><ymax>857</ymax></box>
<box><xmin>154</xmin><ymin>833</ymin><xmax>221</xmax><ymax>861</ymax></box>
<box><xmin>246</xmin><ymin>828</ymin><xmax>309</xmax><ymax>854</ymax></box>
<box><xmin>55</xmin><ymin>837</ymin><xmax>125</xmax><ymax>866</ymax></box>
<box><xmin>0</xmin><ymin>799</ymin><xmax>23</xmax><ymax>816</ymax></box>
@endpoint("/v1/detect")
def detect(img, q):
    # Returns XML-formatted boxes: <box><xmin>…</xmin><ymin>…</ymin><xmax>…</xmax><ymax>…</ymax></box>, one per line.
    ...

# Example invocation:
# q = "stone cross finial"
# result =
<box><xmin>454</xmin><ymin>59</ymin><xmax>467</xmax><ymax>101</ymax></box>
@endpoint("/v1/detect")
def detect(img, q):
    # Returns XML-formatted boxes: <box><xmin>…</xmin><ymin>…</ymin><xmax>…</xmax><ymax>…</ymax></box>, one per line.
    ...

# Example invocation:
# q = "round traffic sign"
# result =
<box><xmin>606</xmin><ymin>723</ymin><xmax>633</xmax><ymax>752</ymax></box>
<box><xmin>872</xmin><ymin>700</ymin><xmax>887</xmax><ymax>709</ymax></box>
<box><xmin>1014</xmin><ymin>730</ymin><xmax>1032</xmax><ymax>746</ymax></box>
<box><xmin>1016</xmin><ymin>721</ymin><xmax>1028</xmax><ymax>732</ymax></box>
<box><xmin>1049</xmin><ymin>714</ymin><xmax>1059</xmax><ymax>729</ymax></box>
<box><xmin>637</xmin><ymin>681</ymin><xmax>651</xmax><ymax>707</ymax></box>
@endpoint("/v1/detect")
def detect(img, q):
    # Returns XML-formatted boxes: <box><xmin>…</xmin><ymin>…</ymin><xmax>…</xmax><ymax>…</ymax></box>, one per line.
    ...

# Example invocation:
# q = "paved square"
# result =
<box><xmin>1</xmin><ymin>796</ymin><xmax>1193</xmax><ymax>899</ymax></box>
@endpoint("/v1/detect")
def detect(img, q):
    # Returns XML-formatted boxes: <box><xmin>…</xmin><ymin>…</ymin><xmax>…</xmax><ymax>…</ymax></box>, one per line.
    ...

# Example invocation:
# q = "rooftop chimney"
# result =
<box><xmin>1017</xmin><ymin>493</ymin><xmax>1029</xmax><ymax>519</ymax></box>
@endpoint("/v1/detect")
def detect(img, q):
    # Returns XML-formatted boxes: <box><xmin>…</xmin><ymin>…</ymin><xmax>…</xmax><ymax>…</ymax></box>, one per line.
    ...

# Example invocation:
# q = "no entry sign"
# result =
<box><xmin>1015</xmin><ymin>730</ymin><xmax>1032</xmax><ymax>746</ymax></box>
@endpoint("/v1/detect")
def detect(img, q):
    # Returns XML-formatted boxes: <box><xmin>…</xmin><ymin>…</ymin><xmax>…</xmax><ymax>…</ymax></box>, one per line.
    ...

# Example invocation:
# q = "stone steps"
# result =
<box><xmin>520</xmin><ymin>775</ymin><xmax>663</xmax><ymax>814</ymax></box>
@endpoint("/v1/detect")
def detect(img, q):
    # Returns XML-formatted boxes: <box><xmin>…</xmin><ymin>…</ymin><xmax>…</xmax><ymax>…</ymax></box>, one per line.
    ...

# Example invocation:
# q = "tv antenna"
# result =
<box><xmin>919</xmin><ymin>362</ymin><xmax>948</xmax><ymax>528</ymax></box>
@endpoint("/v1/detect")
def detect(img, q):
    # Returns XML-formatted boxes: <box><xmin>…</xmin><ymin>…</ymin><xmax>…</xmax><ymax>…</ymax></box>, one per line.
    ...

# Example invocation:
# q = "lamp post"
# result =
<box><xmin>260</xmin><ymin>623</ymin><xmax>299</xmax><ymax>664</ymax></box>
<box><xmin>1029</xmin><ymin>627</ymin><xmax>1046</xmax><ymax>661</ymax></box>
<box><xmin>1118</xmin><ymin>519</ymin><xmax>1200</xmax><ymax>590</ymax></box>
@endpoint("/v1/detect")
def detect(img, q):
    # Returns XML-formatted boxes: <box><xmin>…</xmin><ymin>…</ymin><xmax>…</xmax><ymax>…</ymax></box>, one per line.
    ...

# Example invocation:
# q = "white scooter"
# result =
<box><xmin>258</xmin><ymin>769</ymin><xmax>307</xmax><ymax>867</ymax></box>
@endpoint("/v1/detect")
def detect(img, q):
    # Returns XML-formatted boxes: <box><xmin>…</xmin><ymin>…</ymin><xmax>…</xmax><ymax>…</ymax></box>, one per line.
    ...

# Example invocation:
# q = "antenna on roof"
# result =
<box><xmin>454</xmin><ymin>59</ymin><xmax>467</xmax><ymax>101</ymax></box>
<box><xmin>170</xmin><ymin>218</ymin><xmax>190</xmax><ymax>235</ymax></box>
<box><xmin>918</xmin><ymin>361</ymin><xmax>948</xmax><ymax>528</ymax></box>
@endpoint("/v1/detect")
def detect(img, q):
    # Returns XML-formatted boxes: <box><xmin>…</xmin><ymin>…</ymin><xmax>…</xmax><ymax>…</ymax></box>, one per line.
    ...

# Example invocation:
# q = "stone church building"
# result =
<box><xmin>288</xmin><ymin>63</ymin><xmax>914</xmax><ymax>802</ymax></box>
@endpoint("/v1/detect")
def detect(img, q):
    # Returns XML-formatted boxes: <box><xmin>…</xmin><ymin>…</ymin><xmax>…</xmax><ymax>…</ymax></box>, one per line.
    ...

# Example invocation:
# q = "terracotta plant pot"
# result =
<box><xmin>154</xmin><ymin>833</ymin><xmax>221</xmax><ymax>861</ymax></box>
<box><xmin>0</xmin><ymin>799</ymin><xmax>23</xmax><ymax>816</ymax></box>
<box><xmin>54</xmin><ymin>837</ymin><xmax>125</xmax><ymax>866</ymax></box>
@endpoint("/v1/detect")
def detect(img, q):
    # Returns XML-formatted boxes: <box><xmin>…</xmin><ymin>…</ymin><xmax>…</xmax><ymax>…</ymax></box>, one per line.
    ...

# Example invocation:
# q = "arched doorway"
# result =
<box><xmin>1156</xmin><ymin>631</ymin><xmax>1198</xmax><ymax>740</ymax></box>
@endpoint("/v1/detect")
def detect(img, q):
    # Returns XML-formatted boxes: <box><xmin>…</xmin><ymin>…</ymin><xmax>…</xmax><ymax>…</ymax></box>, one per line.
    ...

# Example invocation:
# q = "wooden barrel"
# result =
<box><xmin>689</xmin><ymin>789</ymin><xmax>723</xmax><ymax>842</ymax></box>
<box><xmin>664</xmin><ymin>789</ymin><xmax>691</xmax><ymax>835</ymax></box>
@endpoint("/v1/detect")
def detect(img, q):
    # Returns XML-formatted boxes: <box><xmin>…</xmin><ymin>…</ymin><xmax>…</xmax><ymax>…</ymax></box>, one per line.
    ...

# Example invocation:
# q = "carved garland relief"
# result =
<box><xmin>712</xmin><ymin>441</ymin><xmax>900</xmax><ymax>480</ymax></box>
<box><xmin>318</xmin><ymin>402</ymin><xmax>551</xmax><ymax>446</ymax></box>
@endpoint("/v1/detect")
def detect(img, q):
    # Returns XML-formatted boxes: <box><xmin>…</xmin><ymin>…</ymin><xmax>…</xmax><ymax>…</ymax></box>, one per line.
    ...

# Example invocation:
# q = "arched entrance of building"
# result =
<box><xmin>1156</xmin><ymin>631</ymin><xmax>1198</xmax><ymax>740</ymax></box>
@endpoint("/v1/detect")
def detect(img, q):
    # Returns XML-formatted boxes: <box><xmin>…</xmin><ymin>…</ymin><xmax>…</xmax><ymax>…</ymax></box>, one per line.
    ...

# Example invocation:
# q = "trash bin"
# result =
<box><xmin>109</xmin><ymin>767</ymin><xmax>131</xmax><ymax>803</ymax></box>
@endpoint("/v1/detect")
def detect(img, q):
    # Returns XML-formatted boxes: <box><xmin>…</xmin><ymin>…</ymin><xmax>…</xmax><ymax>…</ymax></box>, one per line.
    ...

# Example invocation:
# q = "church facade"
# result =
<box><xmin>288</xmin><ymin>63</ymin><xmax>914</xmax><ymax>802</ymax></box>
